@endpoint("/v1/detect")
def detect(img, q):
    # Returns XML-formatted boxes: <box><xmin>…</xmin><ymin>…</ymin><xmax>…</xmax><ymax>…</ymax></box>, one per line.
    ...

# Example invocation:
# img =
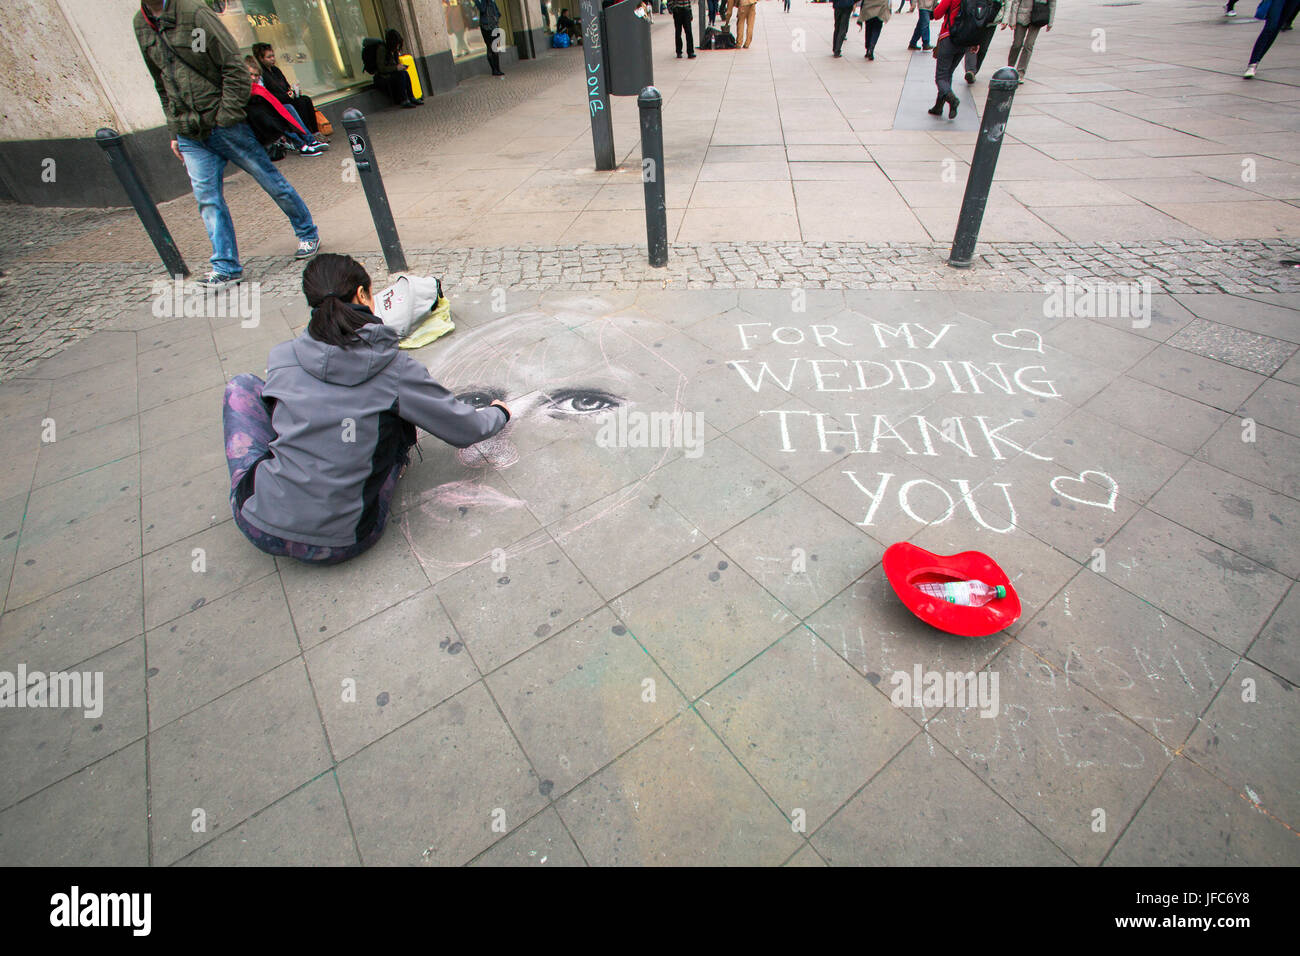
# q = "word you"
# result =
<box><xmin>595</xmin><ymin>408</ymin><xmax>704</xmax><ymax>459</ymax></box>
<box><xmin>0</xmin><ymin>665</ymin><xmax>103</xmax><ymax>718</ymax></box>
<box><xmin>891</xmin><ymin>666</ymin><xmax>1000</xmax><ymax>719</ymax></box>
<box><xmin>50</xmin><ymin>887</ymin><xmax>151</xmax><ymax>936</ymax></box>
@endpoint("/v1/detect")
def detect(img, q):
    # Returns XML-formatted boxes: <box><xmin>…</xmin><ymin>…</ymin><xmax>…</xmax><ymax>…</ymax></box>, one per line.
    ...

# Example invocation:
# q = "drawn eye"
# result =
<box><xmin>547</xmin><ymin>389</ymin><xmax>622</xmax><ymax>416</ymax></box>
<box><xmin>456</xmin><ymin>389</ymin><xmax>500</xmax><ymax>409</ymax></box>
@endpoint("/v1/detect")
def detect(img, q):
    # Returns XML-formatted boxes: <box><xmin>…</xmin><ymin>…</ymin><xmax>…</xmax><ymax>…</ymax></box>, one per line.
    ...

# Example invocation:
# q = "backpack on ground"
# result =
<box><xmin>948</xmin><ymin>0</ymin><xmax>1000</xmax><ymax>48</ymax></box>
<box><xmin>361</xmin><ymin>37</ymin><xmax>383</xmax><ymax>75</ymax></box>
<box><xmin>713</xmin><ymin>27</ymin><xmax>737</xmax><ymax>49</ymax></box>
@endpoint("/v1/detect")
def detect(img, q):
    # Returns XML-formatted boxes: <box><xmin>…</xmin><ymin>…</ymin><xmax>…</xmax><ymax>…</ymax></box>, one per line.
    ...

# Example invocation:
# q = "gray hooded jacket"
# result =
<box><xmin>241</xmin><ymin>315</ymin><xmax>507</xmax><ymax>547</ymax></box>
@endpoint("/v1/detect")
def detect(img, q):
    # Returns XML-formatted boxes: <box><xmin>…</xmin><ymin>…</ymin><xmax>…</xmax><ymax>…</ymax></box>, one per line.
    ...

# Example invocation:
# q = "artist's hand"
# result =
<box><xmin>489</xmin><ymin>399</ymin><xmax>512</xmax><ymax>419</ymax></box>
<box><xmin>171</xmin><ymin>140</ymin><xmax>183</xmax><ymax>162</ymax></box>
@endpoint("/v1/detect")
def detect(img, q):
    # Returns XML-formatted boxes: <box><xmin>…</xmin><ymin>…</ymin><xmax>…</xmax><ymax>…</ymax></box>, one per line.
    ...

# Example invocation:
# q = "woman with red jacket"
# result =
<box><xmin>927</xmin><ymin>0</ymin><xmax>979</xmax><ymax>118</ymax></box>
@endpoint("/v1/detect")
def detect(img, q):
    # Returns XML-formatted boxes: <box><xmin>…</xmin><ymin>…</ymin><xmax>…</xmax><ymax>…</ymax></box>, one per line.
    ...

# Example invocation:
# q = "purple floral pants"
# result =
<box><xmin>223</xmin><ymin>374</ymin><xmax>403</xmax><ymax>565</ymax></box>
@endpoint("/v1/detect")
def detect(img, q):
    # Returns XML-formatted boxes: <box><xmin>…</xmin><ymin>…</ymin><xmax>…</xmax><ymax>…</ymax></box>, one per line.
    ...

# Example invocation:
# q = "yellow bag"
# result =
<box><xmin>398</xmin><ymin>297</ymin><xmax>454</xmax><ymax>349</ymax></box>
<box><xmin>398</xmin><ymin>54</ymin><xmax>423</xmax><ymax>101</ymax></box>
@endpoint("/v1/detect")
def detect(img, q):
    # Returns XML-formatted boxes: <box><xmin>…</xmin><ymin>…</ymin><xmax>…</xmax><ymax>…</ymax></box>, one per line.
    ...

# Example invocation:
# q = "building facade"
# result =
<box><xmin>0</xmin><ymin>0</ymin><xmax>550</xmax><ymax>206</ymax></box>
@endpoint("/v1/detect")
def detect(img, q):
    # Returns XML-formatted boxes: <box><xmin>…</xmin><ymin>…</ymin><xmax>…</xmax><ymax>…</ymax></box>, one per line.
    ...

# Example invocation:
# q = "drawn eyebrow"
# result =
<box><xmin>453</xmin><ymin>385</ymin><xmax>507</xmax><ymax>404</ymax></box>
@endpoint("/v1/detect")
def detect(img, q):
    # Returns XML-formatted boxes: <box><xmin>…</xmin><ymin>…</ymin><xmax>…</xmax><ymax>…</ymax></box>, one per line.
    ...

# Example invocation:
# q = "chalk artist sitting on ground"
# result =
<box><xmin>221</xmin><ymin>253</ymin><xmax>511</xmax><ymax>565</ymax></box>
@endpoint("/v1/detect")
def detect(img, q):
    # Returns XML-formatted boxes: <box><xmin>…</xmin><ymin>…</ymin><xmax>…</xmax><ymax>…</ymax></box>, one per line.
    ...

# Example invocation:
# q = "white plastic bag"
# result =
<box><xmin>372</xmin><ymin>275</ymin><xmax>443</xmax><ymax>338</ymax></box>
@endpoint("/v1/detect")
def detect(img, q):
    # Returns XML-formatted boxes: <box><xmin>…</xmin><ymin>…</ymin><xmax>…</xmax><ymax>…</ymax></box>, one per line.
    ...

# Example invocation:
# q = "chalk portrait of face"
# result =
<box><xmin>398</xmin><ymin>304</ymin><xmax>698</xmax><ymax>578</ymax></box>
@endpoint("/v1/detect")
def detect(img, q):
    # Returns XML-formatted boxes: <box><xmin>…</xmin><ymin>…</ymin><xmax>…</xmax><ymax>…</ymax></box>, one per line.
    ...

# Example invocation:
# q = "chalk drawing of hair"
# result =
<box><xmin>399</xmin><ymin>305</ymin><xmax>692</xmax><ymax>577</ymax></box>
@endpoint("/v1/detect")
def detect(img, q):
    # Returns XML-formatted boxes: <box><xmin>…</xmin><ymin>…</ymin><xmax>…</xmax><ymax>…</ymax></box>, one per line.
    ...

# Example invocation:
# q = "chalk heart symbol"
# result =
<box><xmin>1050</xmin><ymin>470</ymin><xmax>1118</xmax><ymax>511</ymax></box>
<box><xmin>991</xmin><ymin>329</ymin><xmax>1044</xmax><ymax>353</ymax></box>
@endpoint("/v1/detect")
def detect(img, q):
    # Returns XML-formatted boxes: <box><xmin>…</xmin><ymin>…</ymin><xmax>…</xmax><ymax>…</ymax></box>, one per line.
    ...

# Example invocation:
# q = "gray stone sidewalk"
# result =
<box><xmin>0</xmin><ymin>287</ymin><xmax>1295</xmax><ymax>865</ymax></box>
<box><xmin>3</xmin><ymin>238</ymin><xmax>1297</xmax><ymax>381</ymax></box>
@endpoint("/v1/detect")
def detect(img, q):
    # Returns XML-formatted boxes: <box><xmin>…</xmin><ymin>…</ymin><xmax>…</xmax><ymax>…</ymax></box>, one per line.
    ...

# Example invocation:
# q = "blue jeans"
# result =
<box><xmin>177</xmin><ymin>121</ymin><xmax>318</xmax><ymax>278</ymax></box>
<box><xmin>910</xmin><ymin>9</ymin><xmax>932</xmax><ymax>47</ymax></box>
<box><xmin>281</xmin><ymin>103</ymin><xmax>318</xmax><ymax>145</ymax></box>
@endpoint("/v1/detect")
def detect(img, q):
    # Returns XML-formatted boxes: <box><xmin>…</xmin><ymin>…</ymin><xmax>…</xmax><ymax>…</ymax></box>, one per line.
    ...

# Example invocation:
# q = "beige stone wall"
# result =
<box><xmin>0</xmin><ymin>0</ymin><xmax>163</xmax><ymax>141</ymax></box>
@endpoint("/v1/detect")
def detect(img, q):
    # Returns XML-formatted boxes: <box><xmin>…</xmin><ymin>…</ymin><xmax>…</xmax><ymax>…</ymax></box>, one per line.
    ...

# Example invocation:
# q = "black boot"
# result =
<box><xmin>927</xmin><ymin>93</ymin><xmax>944</xmax><ymax>116</ymax></box>
<box><xmin>947</xmin><ymin>92</ymin><xmax>959</xmax><ymax>119</ymax></box>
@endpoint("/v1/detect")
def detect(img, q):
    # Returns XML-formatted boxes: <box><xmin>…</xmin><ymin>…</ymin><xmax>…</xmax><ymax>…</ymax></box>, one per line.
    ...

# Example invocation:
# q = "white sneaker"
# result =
<box><xmin>295</xmin><ymin>238</ymin><xmax>321</xmax><ymax>259</ymax></box>
<box><xmin>1225</xmin><ymin>2</ymin><xmax>1237</xmax><ymax>13</ymax></box>
<box><xmin>1244</xmin><ymin>63</ymin><xmax>1257</xmax><ymax>78</ymax></box>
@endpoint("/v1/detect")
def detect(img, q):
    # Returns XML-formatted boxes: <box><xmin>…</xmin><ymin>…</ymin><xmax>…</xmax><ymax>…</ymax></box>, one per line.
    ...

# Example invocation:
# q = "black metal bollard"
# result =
<box><xmin>638</xmin><ymin>87</ymin><xmax>668</xmax><ymax>268</ymax></box>
<box><xmin>948</xmin><ymin>66</ymin><xmax>1019</xmax><ymax>269</ymax></box>
<box><xmin>341</xmin><ymin>109</ymin><xmax>408</xmax><ymax>274</ymax></box>
<box><xmin>580</xmin><ymin>0</ymin><xmax>616</xmax><ymax>170</ymax></box>
<box><xmin>94</xmin><ymin>128</ymin><xmax>189</xmax><ymax>278</ymax></box>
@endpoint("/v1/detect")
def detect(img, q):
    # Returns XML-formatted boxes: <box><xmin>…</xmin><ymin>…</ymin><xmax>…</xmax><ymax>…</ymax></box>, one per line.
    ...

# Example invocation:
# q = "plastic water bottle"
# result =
<box><xmin>916</xmin><ymin>580</ymin><xmax>1006</xmax><ymax>607</ymax></box>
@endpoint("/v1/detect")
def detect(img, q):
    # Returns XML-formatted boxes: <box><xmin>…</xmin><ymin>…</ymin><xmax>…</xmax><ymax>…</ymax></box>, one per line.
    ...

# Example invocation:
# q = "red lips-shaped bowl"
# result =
<box><xmin>882</xmin><ymin>542</ymin><xmax>1021</xmax><ymax>637</ymax></box>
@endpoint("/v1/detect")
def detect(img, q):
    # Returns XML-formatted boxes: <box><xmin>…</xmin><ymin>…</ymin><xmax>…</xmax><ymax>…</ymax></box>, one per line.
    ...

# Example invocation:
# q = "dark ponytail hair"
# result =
<box><xmin>303</xmin><ymin>253</ymin><xmax>375</xmax><ymax>348</ymax></box>
<box><xmin>385</xmin><ymin>29</ymin><xmax>403</xmax><ymax>53</ymax></box>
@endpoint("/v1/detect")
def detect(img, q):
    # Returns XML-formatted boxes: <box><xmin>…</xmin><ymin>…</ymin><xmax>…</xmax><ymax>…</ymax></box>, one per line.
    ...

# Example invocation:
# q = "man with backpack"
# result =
<box><xmin>476</xmin><ymin>0</ymin><xmax>508</xmax><ymax>76</ymax></box>
<box><xmin>963</xmin><ymin>0</ymin><xmax>1004</xmax><ymax>83</ymax></box>
<box><xmin>927</xmin><ymin>0</ymin><xmax>992</xmax><ymax>118</ymax></box>
<box><xmin>134</xmin><ymin>0</ymin><xmax>321</xmax><ymax>289</ymax></box>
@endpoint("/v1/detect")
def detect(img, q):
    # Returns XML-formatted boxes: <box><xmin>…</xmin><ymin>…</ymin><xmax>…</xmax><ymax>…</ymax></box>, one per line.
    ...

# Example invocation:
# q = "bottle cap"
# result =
<box><xmin>994</xmin><ymin>585</ymin><xmax>1006</xmax><ymax>599</ymax></box>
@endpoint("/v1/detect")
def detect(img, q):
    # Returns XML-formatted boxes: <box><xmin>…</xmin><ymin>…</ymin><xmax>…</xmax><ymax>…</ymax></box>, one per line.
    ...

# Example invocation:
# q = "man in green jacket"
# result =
<box><xmin>134</xmin><ymin>0</ymin><xmax>321</xmax><ymax>289</ymax></box>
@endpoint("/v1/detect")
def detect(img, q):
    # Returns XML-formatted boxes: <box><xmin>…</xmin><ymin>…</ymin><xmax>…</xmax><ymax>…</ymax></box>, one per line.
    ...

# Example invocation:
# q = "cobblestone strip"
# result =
<box><xmin>2</xmin><ymin>238</ymin><xmax>1297</xmax><ymax>380</ymax></box>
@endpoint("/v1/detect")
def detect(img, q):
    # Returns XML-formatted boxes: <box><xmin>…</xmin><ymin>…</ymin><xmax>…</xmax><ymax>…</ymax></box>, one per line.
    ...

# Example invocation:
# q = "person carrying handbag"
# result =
<box><xmin>1004</xmin><ymin>0</ymin><xmax>1053</xmax><ymax>82</ymax></box>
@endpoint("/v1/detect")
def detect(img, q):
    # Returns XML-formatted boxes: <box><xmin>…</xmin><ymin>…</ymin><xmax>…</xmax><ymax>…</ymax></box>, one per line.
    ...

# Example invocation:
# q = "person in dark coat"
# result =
<box><xmin>371</xmin><ymin>30</ymin><xmax>424</xmax><ymax>107</ymax></box>
<box><xmin>475</xmin><ymin>0</ymin><xmax>507</xmax><ymax>75</ymax></box>
<box><xmin>252</xmin><ymin>43</ymin><xmax>320</xmax><ymax>137</ymax></box>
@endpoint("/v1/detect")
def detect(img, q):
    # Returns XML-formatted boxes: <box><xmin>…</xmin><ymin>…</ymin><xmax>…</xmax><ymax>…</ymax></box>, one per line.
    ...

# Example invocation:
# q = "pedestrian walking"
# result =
<box><xmin>1244</xmin><ymin>0</ymin><xmax>1300</xmax><ymax>76</ymax></box>
<box><xmin>833</xmin><ymin>0</ymin><xmax>859</xmax><ymax>56</ymax></box>
<box><xmin>858</xmin><ymin>0</ymin><xmax>892</xmax><ymax>58</ymax></box>
<box><xmin>669</xmin><ymin>0</ymin><xmax>697</xmax><ymax>56</ymax></box>
<box><xmin>785</xmin><ymin>0</ymin><xmax>791</xmax><ymax>11</ymax></box>
<box><xmin>134</xmin><ymin>0</ymin><xmax>320</xmax><ymax>289</ymax></box>
<box><xmin>476</xmin><ymin>0</ymin><xmax>507</xmax><ymax>75</ymax></box>
<box><xmin>964</xmin><ymin>0</ymin><xmax>1005</xmax><ymax>82</ymax></box>
<box><xmin>1003</xmin><ymin>0</ymin><xmax>1054</xmax><ymax>82</ymax></box>
<box><xmin>736</xmin><ymin>0</ymin><xmax>759</xmax><ymax>47</ymax></box>
<box><xmin>927</xmin><ymin>0</ymin><xmax>979</xmax><ymax>118</ymax></box>
<box><xmin>908</xmin><ymin>0</ymin><xmax>935</xmax><ymax>49</ymax></box>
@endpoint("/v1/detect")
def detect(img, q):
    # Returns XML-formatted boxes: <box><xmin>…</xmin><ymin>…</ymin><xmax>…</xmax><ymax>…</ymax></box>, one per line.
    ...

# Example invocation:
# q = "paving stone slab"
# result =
<box><xmin>146</xmin><ymin>574</ymin><xmax>300</xmax><ymax>731</ymax></box>
<box><xmin>1247</xmin><ymin>584</ymin><xmax>1299</xmax><ymax>688</ymax></box>
<box><xmin>468</xmin><ymin>807</ymin><xmax>586</xmax><ymax>867</ymax></box>
<box><xmin>1183</xmin><ymin>659</ymin><xmax>1300</xmax><ymax>831</ymax></box>
<box><xmin>0</xmin><ymin>636</ymin><xmax>145</xmax><ymax>811</ymax></box>
<box><xmin>175</xmin><ymin>772</ymin><xmax>359</xmax><ymax>867</ymax></box>
<box><xmin>1149</xmin><ymin>458</ymin><xmax>1300</xmax><ymax>579</ymax></box>
<box><xmin>699</xmin><ymin>626</ymin><xmax>917</xmax><ymax>832</ymax></box>
<box><xmin>147</xmin><ymin>658</ymin><xmax>332</xmax><ymax>866</ymax></box>
<box><xmin>1195</xmin><ymin>418</ymin><xmax>1300</xmax><ymax>500</ymax></box>
<box><xmin>336</xmin><ymin>681</ymin><xmax>547</xmax><ymax>866</ymax></box>
<box><xmin>1021</xmin><ymin>569</ymin><xmax>1238</xmax><ymax>749</ymax></box>
<box><xmin>611</xmin><ymin>543</ymin><xmax>796</xmax><ymax>701</ymax></box>
<box><xmin>1105</xmin><ymin>508</ymin><xmax>1290</xmax><ymax>654</ymax></box>
<box><xmin>558</xmin><ymin>710</ymin><xmax>803</xmax><ymax>866</ymax></box>
<box><xmin>926</xmin><ymin>640</ymin><xmax>1172</xmax><ymax>866</ymax></box>
<box><xmin>306</xmin><ymin>589</ymin><xmax>481</xmax><ymax>761</ymax></box>
<box><xmin>0</xmin><ymin>740</ymin><xmax>147</xmax><ymax>866</ymax></box>
<box><xmin>487</xmin><ymin>607</ymin><xmax>685</xmax><ymax>798</ymax></box>
<box><xmin>1105</xmin><ymin>756</ymin><xmax>1300</xmax><ymax>867</ymax></box>
<box><xmin>812</xmin><ymin>734</ymin><xmax>1072</xmax><ymax>866</ymax></box>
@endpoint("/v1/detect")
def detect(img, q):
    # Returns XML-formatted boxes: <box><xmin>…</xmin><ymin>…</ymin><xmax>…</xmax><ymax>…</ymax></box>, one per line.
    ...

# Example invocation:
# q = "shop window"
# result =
<box><xmin>206</xmin><ymin>0</ymin><xmax>385</xmax><ymax>98</ymax></box>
